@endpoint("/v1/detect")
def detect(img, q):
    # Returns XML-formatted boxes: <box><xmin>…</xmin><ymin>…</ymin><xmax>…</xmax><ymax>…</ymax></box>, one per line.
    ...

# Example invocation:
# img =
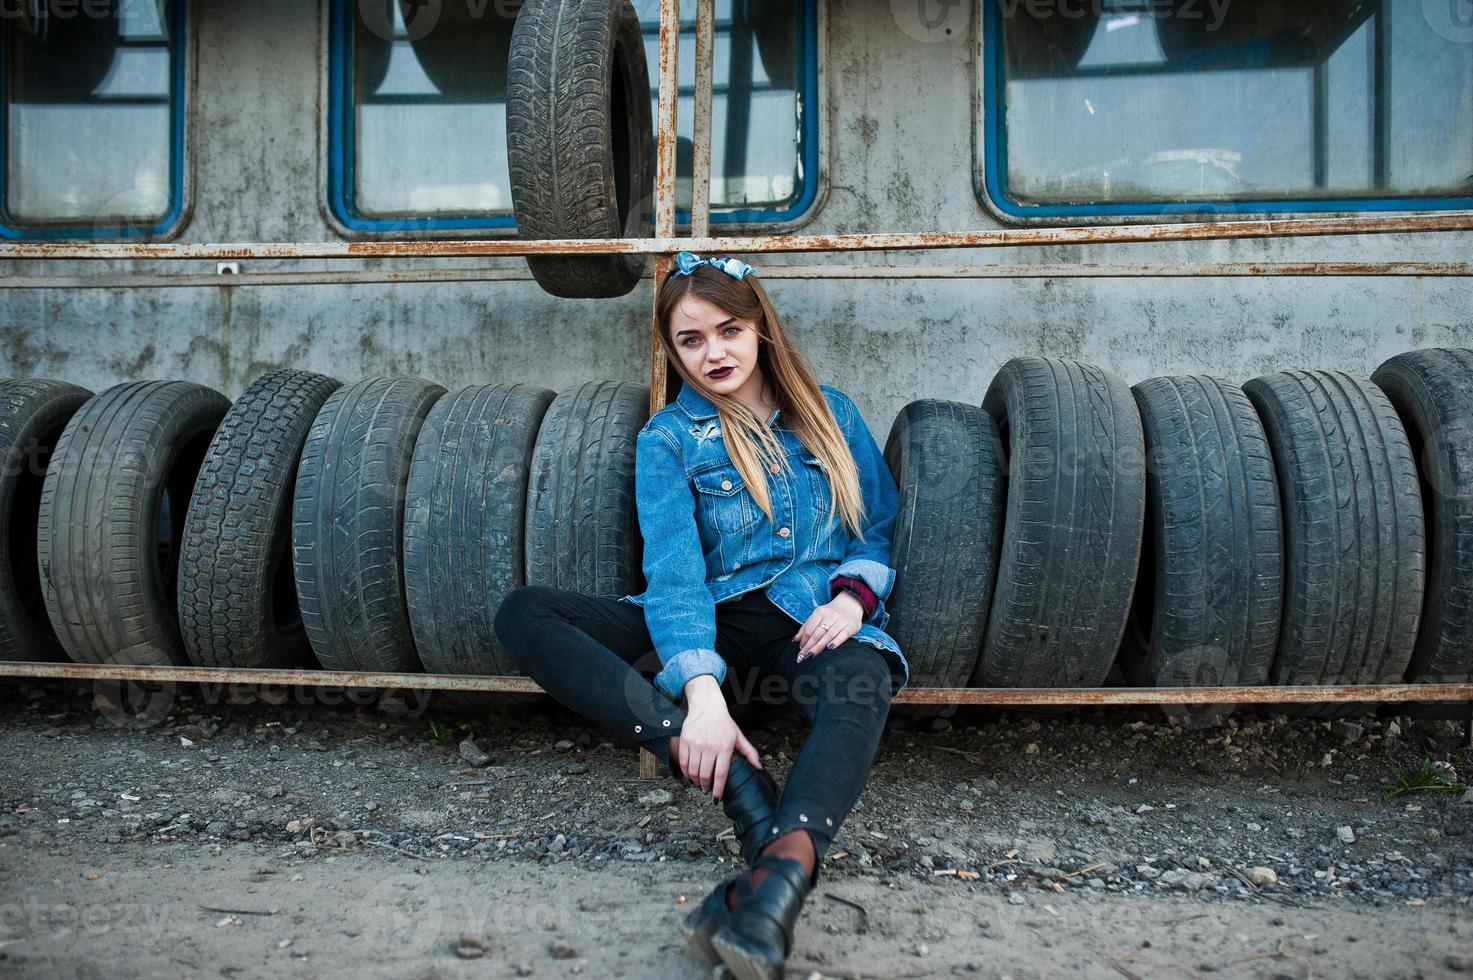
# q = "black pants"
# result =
<box><xmin>493</xmin><ymin>584</ymin><xmax>894</xmax><ymax>863</ymax></box>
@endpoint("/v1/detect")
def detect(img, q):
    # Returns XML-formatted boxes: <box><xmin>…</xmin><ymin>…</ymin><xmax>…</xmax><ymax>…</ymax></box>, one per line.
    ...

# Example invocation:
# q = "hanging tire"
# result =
<box><xmin>976</xmin><ymin>358</ymin><xmax>1146</xmax><ymax>688</ymax></box>
<box><xmin>525</xmin><ymin>381</ymin><xmax>647</xmax><ymax>595</ymax></box>
<box><xmin>1242</xmin><ymin>370</ymin><xmax>1426</xmax><ymax>707</ymax></box>
<box><xmin>293</xmin><ymin>378</ymin><xmax>445</xmax><ymax>673</ymax></box>
<box><xmin>882</xmin><ymin>399</ymin><xmax>1004</xmax><ymax>691</ymax></box>
<box><xmin>507</xmin><ymin>0</ymin><xmax>654</xmax><ymax>299</ymax></box>
<box><xmin>177</xmin><ymin>370</ymin><xmax>343</xmax><ymax>669</ymax></box>
<box><xmin>38</xmin><ymin>381</ymin><xmax>230</xmax><ymax>666</ymax></box>
<box><xmin>0</xmin><ymin>380</ymin><xmax>92</xmax><ymax>662</ymax></box>
<box><xmin>1122</xmin><ymin>376</ymin><xmax>1282</xmax><ymax>723</ymax></box>
<box><xmin>1372</xmin><ymin>348</ymin><xmax>1473</xmax><ymax>684</ymax></box>
<box><xmin>404</xmin><ymin>383</ymin><xmax>556</xmax><ymax>675</ymax></box>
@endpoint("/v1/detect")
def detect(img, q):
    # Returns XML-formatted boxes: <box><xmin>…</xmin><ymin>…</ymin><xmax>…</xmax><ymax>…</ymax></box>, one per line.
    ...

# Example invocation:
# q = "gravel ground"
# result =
<box><xmin>1</xmin><ymin>679</ymin><xmax>1471</xmax><ymax>979</ymax></box>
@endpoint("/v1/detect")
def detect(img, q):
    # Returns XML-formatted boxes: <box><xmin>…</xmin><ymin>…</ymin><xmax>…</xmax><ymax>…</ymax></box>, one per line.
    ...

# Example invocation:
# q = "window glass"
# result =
<box><xmin>348</xmin><ymin>0</ymin><xmax>515</xmax><ymax>218</ymax></box>
<box><xmin>986</xmin><ymin>0</ymin><xmax>1473</xmax><ymax>212</ymax></box>
<box><xmin>3</xmin><ymin>0</ymin><xmax>182</xmax><ymax>233</ymax></box>
<box><xmin>334</xmin><ymin>0</ymin><xmax>813</xmax><ymax>227</ymax></box>
<box><xmin>633</xmin><ymin>0</ymin><xmax>809</xmax><ymax>213</ymax></box>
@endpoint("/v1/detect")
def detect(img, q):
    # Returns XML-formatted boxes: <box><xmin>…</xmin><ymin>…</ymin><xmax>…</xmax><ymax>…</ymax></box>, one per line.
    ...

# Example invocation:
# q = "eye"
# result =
<box><xmin>723</xmin><ymin>326</ymin><xmax>741</xmax><ymax>337</ymax></box>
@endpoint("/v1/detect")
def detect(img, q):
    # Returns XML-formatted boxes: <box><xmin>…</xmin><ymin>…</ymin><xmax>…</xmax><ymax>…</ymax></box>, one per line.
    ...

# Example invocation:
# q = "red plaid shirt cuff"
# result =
<box><xmin>830</xmin><ymin>574</ymin><xmax>878</xmax><ymax>619</ymax></box>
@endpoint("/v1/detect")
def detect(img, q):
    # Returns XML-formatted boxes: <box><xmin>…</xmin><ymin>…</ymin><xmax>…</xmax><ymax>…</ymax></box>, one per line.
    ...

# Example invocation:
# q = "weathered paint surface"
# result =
<box><xmin>2</xmin><ymin>0</ymin><xmax>1472</xmax><ymax>435</ymax></box>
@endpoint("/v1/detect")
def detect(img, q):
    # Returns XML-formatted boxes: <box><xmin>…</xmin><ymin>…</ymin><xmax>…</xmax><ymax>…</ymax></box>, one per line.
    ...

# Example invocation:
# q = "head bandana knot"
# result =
<box><xmin>670</xmin><ymin>251</ymin><xmax>757</xmax><ymax>281</ymax></box>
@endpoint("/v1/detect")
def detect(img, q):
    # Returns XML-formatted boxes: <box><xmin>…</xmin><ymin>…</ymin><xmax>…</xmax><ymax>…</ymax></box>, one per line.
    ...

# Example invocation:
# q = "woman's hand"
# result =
<box><xmin>793</xmin><ymin>591</ymin><xmax>864</xmax><ymax>662</ymax></box>
<box><xmin>677</xmin><ymin>676</ymin><xmax>763</xmax><ymax>800</ymax></box>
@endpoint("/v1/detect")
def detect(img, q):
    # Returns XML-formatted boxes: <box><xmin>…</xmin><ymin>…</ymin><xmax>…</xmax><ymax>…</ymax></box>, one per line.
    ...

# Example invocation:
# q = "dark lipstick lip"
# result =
<box><xmin>707</xmin><ymin>366</ymin><xmax>735</xmax><ymax>378</ymax></box>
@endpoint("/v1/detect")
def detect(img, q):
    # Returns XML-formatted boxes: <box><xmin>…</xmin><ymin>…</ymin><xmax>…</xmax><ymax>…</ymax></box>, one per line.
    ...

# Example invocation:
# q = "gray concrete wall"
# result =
<box><xmin>3</xmin><ymin>0</ymin><xmax>1471</xmax><ymax>437</ymax></box>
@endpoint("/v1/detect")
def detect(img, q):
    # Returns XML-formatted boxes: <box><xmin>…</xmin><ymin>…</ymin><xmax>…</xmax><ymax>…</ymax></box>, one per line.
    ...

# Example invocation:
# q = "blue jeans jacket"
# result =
<box><xmin>618</xmin><ymin>380</ymin><xmax>908</xmax><ymax>700</ymax></box>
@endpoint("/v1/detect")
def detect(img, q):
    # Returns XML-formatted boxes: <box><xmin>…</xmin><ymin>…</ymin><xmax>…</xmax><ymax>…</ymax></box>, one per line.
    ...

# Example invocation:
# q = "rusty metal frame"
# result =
<box><xmin>4</xmin><ymin>262</ymin><xmax>1472</xmax><ymax>291</ymax></box>
<box><xmin>1</xmin><ymin>212</ymin><xmax>1471</xmax><ymax>260</ymax></box>
<box><xmin>2</xmin><ymin>0</ymin><xmax>1471</xmax><ymax>750</ymax></box>
<box><xmin>0</xmin><ymin>661</ymin><xmax>1468</xmax><ymax>710</ymax></box>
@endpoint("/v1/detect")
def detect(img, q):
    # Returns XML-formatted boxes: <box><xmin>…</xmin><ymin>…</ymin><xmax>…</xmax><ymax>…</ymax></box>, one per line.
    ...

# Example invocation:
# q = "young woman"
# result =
<box><xmin>493</xmin><ymin>251</ymin><xmax>908</xmax><ymax>980</ymax></box>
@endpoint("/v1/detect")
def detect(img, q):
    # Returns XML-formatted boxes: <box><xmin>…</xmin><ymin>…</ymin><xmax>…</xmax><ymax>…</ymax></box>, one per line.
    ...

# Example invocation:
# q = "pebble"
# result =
<box><xmin>1336</xmin><ymin>826</ymin><xmax>1356</xmax><ymax>844</ymax></box>
<box><xmin>1248</xmin><ymin>867</ymin><xmax>1278</xmax><ymax>887</ymax></box>
<box><xmin>456</xmin><ymin>934</ymin><xmax>492</xmax><ymax>959</ymax></box>
<box><xmin>459</xmin><ymin>739</ymin><xmax>492</xmax><ymax>768</ymax></box>
<box><xmin>638</xmin><ymin>789</ymin><xmax>673</xmax><ymax>807</ymax></box>
<box><xmin>1007</xmin><ymin>893</ymin><xmax>1026</xmax><ymax>906</ymax></box>
<box><xmin>549</xmin><ymin>943</ymin><xmax>579</xmax><ymax>959</ymax></box>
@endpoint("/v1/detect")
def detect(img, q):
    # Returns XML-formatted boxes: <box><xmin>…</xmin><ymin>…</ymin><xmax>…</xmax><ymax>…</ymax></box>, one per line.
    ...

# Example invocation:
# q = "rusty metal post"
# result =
<box><xmin>639</xmin><ymin>0</ymin><xmax>689</xmax><ymax>781</ymax></box>
<box><xmin>691</xmin><ymin>0</ymin><xmax>714</xmax><ymax>241</ymax></box>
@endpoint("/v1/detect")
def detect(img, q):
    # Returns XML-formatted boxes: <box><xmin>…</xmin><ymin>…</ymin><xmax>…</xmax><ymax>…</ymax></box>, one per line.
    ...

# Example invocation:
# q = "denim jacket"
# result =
<box><xmin>618</xmin><ymin>380</ymin><xmax>908</xmax><ymax>700</ymax></box>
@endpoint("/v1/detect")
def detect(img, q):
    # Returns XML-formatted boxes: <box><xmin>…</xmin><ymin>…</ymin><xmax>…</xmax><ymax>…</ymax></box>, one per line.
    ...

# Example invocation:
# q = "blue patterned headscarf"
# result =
<box><xmin>668</xmin><ymin>250</ymin><xmax>757</xmax><ymax>281</ymax></box>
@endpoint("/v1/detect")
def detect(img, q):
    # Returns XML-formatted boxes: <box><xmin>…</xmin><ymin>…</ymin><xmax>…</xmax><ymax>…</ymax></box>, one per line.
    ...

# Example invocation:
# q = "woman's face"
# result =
<box><xmin>668</xmin><ymin>293</ymin><xmax>764</xmax><ymax>402</ymax></box>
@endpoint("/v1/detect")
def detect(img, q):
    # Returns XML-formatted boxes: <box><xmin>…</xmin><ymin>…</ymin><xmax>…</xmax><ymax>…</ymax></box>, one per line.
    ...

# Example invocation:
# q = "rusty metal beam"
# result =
<box><xmin>639</xmin><ymin>0</ymin><xmax>687</xmax><ymax>782</ymax></box>
<box><xmin>3</xmin><ymin>214</ymin><xmax>1471</xmax><ymax>262</ymax></box>
<box><xmin>690</xmin><ymin>0</ymin><xmax>714</xmax><ymax>241</ymax></box>
<box><xmin>0</xmin><ymin>661</ymin><xmax>1468</xmax><ymax>705</ymax></box>
<box><xmin>3</xmin><ymin>261</ymin><xmax>1470</xmax><ymax>291</ymax></box>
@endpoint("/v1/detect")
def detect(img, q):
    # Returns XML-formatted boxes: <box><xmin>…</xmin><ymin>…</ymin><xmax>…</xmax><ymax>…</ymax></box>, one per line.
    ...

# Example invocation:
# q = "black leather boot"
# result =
<box><xmin>710</xmin><ymin>853</ymin><xmax>814</xmax><ymax>980</ymax></box>
<box><xmin>677</xmin><ymin>757</ymin><xmax>777</xmax><ymax>965</ymax></box>
<box><xmin>721</xmin><ymin>756</ymin><xmax>779</xmax><ymax>868</ymax></box>
<box><xmin>678</xmin><ymin>870</ymin><xmax>752</xmax><ymax>966</ymax></box>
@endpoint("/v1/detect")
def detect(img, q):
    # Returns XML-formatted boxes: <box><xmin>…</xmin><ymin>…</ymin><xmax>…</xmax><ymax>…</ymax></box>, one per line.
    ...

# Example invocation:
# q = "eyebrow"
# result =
<box><xmin>675</xmin><ymin>317</ymin><xmax>739</xmax><ymax>338</ymax></box>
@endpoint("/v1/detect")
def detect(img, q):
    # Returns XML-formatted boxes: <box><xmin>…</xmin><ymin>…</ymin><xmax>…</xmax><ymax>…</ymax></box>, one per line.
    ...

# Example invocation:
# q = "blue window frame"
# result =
<box><xmin>980</xmin><ymin>0</ymin><xmax>1473</xmax><ymax>220</ymax></box>
<box><xmin>327</xmin><ymin>0</ymin><xmax>519</xmax><ymax>233</ymax></box>
<box><xmin>328</xmin><ymin>0</ymin><xmax>818</xmax><ymax>233</ymax></box>
<box><xmin>1</xmin><ymin>0</ymin><xmax>186</xmax><ymax>240</ymax></box>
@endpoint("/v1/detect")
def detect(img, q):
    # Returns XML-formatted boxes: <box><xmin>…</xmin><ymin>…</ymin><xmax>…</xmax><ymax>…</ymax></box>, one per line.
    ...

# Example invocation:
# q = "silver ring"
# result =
<box><xmin>819</xmin><ymin>622</ymin><xmax>832</xmax><ymax>630</ymax></box>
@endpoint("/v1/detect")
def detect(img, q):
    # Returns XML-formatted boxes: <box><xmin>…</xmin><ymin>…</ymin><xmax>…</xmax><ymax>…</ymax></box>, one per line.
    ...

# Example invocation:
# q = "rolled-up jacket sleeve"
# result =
<box><xmin>827</xmin><ymin>391</ymin><xmax>900</xmax><ymax>621</ymax></box>
<box><xmin>634</xmin><ymin>426</ymin><xmax>728</xmax><ymax>699</ymax></box>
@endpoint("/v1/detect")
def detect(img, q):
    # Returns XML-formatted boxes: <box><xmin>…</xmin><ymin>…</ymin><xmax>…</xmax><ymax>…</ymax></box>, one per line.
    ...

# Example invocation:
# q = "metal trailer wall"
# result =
<box><xmin>2</xmin><ymin>0</ymin><xmax>1471</xmax><ymax>435</ymax></box>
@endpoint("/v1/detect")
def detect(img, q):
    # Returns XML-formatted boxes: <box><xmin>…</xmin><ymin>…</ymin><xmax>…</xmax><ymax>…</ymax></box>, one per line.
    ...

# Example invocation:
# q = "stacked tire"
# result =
<box><xmin>2</xmin><ymin>347</ymin><xmax>1470</xmax><ymax>719</ymax></box>
<box><xmin>879</xmin><ymin>349</ymin><xmax>1472</xmax><ymax>718</ymax></box>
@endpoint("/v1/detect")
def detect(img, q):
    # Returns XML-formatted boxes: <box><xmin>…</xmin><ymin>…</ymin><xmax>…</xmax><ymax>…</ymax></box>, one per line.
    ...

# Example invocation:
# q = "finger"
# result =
<box><xmin>679</xmin><ymin>741</ymin><xmax>691</xmax><ymax>783</ymax></box>
<box><xmin>825</xmin><ymin>625</ymin><xmax>856</xmax><ymax>651</ymax></box>
<box><xmin>735</xmin><ymin>730</ymin><xmax>762</xmax><ymax>770</ymax></box>
<box><xmin>699</xmin><ymin>750</ymin><xmax>717</xmax><ymax>794</ymax></box>
<box><xmin>798</xmin><ymin>621</ymin><xmax>823</xmax><ymax>657</ymax></box>
<box><xmin>801</xmin><ymin>621</ymin><xmax>835</xmax><ymax>660</ymax></box>
<box><xmin>713</xmin><ymin>749</ymin><xmax>731</xmax><ymax>801</ymax></box>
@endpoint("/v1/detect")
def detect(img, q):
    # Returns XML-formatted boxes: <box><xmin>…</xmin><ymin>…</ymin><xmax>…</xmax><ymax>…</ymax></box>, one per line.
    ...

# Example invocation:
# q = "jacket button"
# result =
<box><xmin>778</xmin><ymin>527</ymin><xmax>790</xmax><ymax>537</ymax></box>
<box><xmin>721</xmin><ymin>479</ymin><xmax>732</xmax><ymax>490</ymax></box>
<box><xmin>768</xmin><ymin>463</ymin><xmax>780</xmax><ymax>474</ymax></box>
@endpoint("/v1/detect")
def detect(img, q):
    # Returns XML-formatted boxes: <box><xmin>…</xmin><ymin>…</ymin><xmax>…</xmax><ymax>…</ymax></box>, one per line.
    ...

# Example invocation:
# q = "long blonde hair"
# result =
<box><xmin>654</xmin><ymin>260</ymin><xmax>867</xmax><ymax>540</ymax></box>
